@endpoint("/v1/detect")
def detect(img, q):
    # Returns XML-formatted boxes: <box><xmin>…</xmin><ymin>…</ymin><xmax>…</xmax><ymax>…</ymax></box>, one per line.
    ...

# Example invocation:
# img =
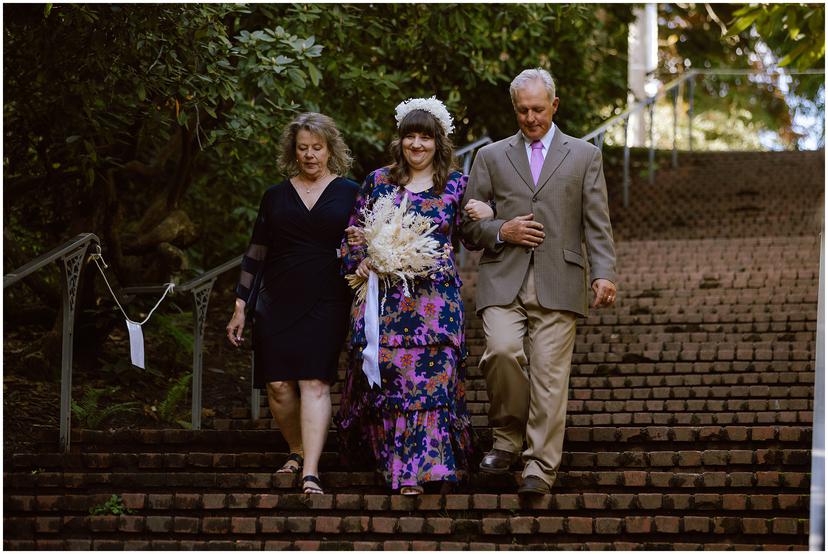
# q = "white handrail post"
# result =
<box><xmin>648</xmin><ymin>99</ymin><xmax>656</xmax><ymax>185</ymax></box>
<box><xmin>190</xmin><ymin>280</ymin><xmax>215</xmax><ymax>430</ymax></box>
<box><xmin>811</xmin><ymin>231</ymin><xmax>825</xmax><ymax>550</ymax></box>
<box><xmin>251</xmin><ymin>353</ymin><xmax>261</xmax><ymax>421</ymax></box>
<box><xmin>688</xmin><ymin>77</ymin><xmax>695</xmax><ymax>152</ymax></box>
<box><xmin>671</xmin><ymin>88</ymin><xmax>679</xmax><ymax>168</ymax></box>
<box><xmin>623</xmin><ymin>116</ymin><xmax>630</xmax><ymax>208</ymax></box>
<box><xmin>59</xmin><ymin>244</ymin><xmax>90</xmax><ymax>453</ymax></box>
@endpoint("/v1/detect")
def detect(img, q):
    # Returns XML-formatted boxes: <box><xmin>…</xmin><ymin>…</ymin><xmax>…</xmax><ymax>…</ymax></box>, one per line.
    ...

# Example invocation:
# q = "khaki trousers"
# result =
<box><xmin>479</xmin><ymin>264</ymin><xmax>577</xmax><ymax>485</ymax></box>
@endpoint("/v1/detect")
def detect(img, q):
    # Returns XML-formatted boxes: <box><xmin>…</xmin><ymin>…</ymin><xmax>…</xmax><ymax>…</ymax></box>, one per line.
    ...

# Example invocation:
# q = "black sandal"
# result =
<box><xmin>276</xmin><ymin>452</ymin><xmax>303</xmax><ymax>474</ymax></box>
<box><xmin>302</xmin><ymin>475</ymin><xmax>324</xmax><ymax>495</ymax></box>
<box><xmin>400</xmin><ymin>485</ymin><xmax>424</xmax><ymax>496</ymax></box>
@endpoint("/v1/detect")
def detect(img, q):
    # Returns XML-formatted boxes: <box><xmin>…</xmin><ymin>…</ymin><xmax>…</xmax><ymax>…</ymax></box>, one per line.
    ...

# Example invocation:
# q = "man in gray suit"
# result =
<box><xmin>461</xmin><ymin>68</ymin><xmax>617</xmax><ymax>495</ymax></box>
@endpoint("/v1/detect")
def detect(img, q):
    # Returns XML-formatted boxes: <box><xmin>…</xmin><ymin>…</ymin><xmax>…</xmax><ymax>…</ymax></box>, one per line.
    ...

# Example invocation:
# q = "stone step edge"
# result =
<box><xmin>6</xmin><ymin>491</ymin><xmax>810</xmax><ymax>514</ymax></box>
<box><xmin>8</xmin><ymin>448</ymin><xmax>812</xmax><ymax>469</ymax></box>
<box><xmin>42</xmin><ymin>425</ymin><xmax>812</xmax><ymax>444</ymax></box>
<box><xmin>2</xmin><ymin>538</ymin><xmax>811</xmax><ymax>551</ymax></box>
<box><xmin>4</xmin><ymin>469</ymin><xmax>811</xmax><ymax>492</ymax></box>
<box><xmin>3</xmin><ymin>513</ymin><xmax>810</xmax><ymax>538</ymax></box>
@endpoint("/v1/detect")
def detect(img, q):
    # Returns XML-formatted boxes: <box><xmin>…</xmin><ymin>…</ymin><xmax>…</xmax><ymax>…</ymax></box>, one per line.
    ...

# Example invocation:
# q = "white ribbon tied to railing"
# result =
<box><xmin>361</xmin><ymin>270</ymin><xmax>381</xmax><ymax>389</ymax></box>
<box><xmin>91</xmin><ymin>253</ymin><xmax>174</xmax><ymax>369</ymax></box>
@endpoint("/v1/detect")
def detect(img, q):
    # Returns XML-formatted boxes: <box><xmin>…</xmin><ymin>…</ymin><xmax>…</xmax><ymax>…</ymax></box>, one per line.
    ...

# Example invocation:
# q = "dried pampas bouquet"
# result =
<box><xmin>345</xmin><ymin>192</ymin><xmax>449</xmax><ymax>303</ymax></box>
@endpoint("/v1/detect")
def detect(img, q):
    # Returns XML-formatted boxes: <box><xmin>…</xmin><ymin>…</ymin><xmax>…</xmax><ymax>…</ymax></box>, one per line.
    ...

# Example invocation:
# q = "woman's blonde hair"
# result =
<box><xmin>278</xmin><ymin>112</ymin><xmax>353</xmax><ymax>177</ymax></box>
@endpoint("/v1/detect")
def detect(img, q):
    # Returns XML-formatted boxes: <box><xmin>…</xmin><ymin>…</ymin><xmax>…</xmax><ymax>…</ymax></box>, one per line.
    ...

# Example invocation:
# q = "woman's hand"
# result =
<box><xmin>226</xmin><ymin>303</ymin><xmax>246</xmax><ymax>347</ymax></box>
<box><xmin>464</xmin><ymin>198</ymin><xmax>494</xmax><ymax>221</ymax></box>
<box><xmin>346</xmin><ymin>225</ymin><xmax>366</xmax><ymax>247</ymax></box>
<box><xmin>355</xmin><ymin>258</ymin><xmax>374</xmax><ymax>278</ymax></box>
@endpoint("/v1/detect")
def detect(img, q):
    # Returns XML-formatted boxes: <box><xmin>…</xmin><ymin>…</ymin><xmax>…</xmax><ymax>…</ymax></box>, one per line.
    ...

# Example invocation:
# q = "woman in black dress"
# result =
<box><xmin>226</xmin><ymin>112</ymin><xmax>359</xmax><ymax>495</ymax></box>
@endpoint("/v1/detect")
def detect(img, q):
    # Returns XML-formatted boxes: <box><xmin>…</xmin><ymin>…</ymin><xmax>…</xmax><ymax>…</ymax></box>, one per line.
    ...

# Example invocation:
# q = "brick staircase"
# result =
<box><xmin>4</xmin><ymin>151</ymin><xmax>822</xmax><ymax>550</ymax></box>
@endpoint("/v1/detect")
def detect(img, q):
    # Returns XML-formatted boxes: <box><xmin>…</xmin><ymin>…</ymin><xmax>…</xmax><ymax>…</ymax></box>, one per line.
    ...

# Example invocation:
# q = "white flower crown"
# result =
<box><xmin>394</xmin><ymin>96</ymin><xmax>455</xmax><ymax>135</ymax></box>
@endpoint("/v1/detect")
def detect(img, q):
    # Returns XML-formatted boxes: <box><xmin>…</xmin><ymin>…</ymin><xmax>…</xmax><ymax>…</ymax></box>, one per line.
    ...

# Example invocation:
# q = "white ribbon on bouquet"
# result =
<box><xmin>360</xmin><ymin>270</ymin><xmax>382</xmax><ymax>389</ymax></box>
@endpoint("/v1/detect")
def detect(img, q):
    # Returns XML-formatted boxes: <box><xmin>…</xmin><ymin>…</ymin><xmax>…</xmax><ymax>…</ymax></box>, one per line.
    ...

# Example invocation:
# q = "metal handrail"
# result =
<box><xmin>120</xmin><ymin>254</ymin><xmax>244</xmax><ymax>430</ymax></box>
<box><xmin>4</xmin><ymin>233</ymin><xmax>100</xmax><ymax>288</ymax></box>
<box><xmin>122</xmin><ymin>255</ymin><xmax>243</xmax><ymax>295</ymax></box>
<box><xmin>582</xmin><ymin>71</ymin><xmax>698</xmax><ymax>143</ymax></box>
<box><xmin>455</xmin><ymin>136</ymin><xmax>493</xmax><ymax>175</ymax></box>
<box><xmin>3</xmin><ymin>232</ymin><xmax>101</xmax><ymax>452</ymax></box>
<box><xmin>580</xmin><ymin>68</ymin><xmax>825</xmax><ymax>207</ymax></box>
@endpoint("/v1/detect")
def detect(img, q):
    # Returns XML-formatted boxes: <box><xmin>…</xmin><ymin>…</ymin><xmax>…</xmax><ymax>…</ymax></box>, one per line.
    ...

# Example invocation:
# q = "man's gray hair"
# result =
<box><xmin>510</xmin><ymin>68</ymin><xmax>556</xmax><ymax>106</ymax></box>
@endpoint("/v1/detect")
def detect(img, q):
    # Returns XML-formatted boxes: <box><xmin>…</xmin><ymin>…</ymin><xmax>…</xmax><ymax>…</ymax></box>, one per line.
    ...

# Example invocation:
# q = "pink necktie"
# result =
<box><xmin>530</xmin><ymin>140</ymin><xmax>544</xmax><ymax>185</ymax></box>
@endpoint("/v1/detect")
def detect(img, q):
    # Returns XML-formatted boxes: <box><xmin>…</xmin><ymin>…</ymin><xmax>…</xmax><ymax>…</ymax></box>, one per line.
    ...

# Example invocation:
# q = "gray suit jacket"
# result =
<box><xmin>460</xmin><ymin>128</ymin><xmax>616</xmax><ymax>316</ymax></box>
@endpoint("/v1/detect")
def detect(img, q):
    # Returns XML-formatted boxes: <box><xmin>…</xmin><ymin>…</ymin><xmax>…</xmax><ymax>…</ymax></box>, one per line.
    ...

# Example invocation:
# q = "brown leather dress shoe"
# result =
<box><xmin>518</xmin><ymin>475</ymin><xmax>551</xmax><ymax>495</ymax></box>
<box><xmin>479</xmin><ymin>449</ymin><xmax>518</xmax><ymax>474</ymax></box>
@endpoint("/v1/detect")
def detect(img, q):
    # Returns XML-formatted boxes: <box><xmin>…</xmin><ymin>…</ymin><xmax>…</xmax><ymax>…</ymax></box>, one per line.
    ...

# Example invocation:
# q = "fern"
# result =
<box><xmin>71</xmin><ymin>386</ymin><xmax>140</xmax><ymax>429</ymax></box>
<box><xmin>157</xmin><ymin>373</ymin><xmax>192</xmax><ymax>426</ymax></box>
<box><xmin>89</xmin><ymin>494</ymin><xmax>132</xmax><ymax>515</ymax></box>
<box><xmin>153</xmin><ymin>313</ymin><xmax>194</xmax><ymax>356</ymax></box>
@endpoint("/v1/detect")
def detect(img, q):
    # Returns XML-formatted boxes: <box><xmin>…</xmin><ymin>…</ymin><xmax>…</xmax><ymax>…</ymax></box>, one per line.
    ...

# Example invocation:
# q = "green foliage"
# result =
<box><xmin>190</xmin><ymin>4</ymin><xmax>634</xmax><ymax>266</ymax></box>
<box><xmin>729</xmin><ymin>4</ymin><xmax>825</xmax><ymax>71</ymax></box>
<box><xmin>658</xmin><ymin>4</ymin><xmax>823</xmax><ymax>149</ymax></box>
<box><xmin>150</xmin><ymin>312</ymin><xmax>195</xmax><ymax>367</ymax></box>
<box><xmin>157</xmin><ymin>373</ymin><xmax>193</xmax><ymax>428</ymax></box>
<box><xmin>3</xmin><ymin>4</ymin><xmax>635</xmax><ymax>369</ymax></box>
<box><xmin>71</xmin><ymin>387</ymin><xmax>140</xmax><ymax>429</ymax></box>
<box><xmin>89</xmin><ymin>494</ymin><xmax>132</xmax><ymax>516</ymax></box>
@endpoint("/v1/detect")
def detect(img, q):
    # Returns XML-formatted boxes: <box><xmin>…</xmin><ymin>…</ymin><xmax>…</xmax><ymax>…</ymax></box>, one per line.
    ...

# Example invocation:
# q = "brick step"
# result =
<box><xmin>316</xmin><ymin>370</ymin><xmax>814</xmax><ymax>396</ymax></box>
<box><xmin>6</xmin><ymin>491</ymin><xmax>810</xmax><ymax>516</ymax></box>
<box><xmin>3</xmin><ymin>506</ymin><xmax>811</xmax><ymax>538</ymax></box>
<box><xmin>462</xmin><ymin>287</ymin><xmax>818</xmax><ymax>299</ymax></box>
<box><xmin>556</xmin><ymin>362</ymin><xmax>814</xmax><ymax>377</ymax></box>
<box><xmin>304</xmin><ymin>375</ymin><xmax>818</xmax><ymax>398</ymax></box>
<box><xmin>575</xmin><ymin>279</ymin><xmax>816</xmax><ymax>289</ymax></box>
<box><xmin>231</xmin><ymin>408</ymin><xmax>813</xmax><ymax>427</ymax></box>
<box><xmin>464</xmin><ymin>264</ymin><xmax>820</xmax><ymax>280</ymax></box>
<box><xmin>463</xmin><ymin>301</ymin><xmax>818</xmax><ymax>313</ymax></box>
<box><xmin>471</xmin><ymin>383</ymin><xmax>812</xmax><ymax>400</ymax></box>
<box><xmin>15</xmin><ymin>425</ymin><xmax>811</xmax><ymax>455</ymax></box>
<box><xmin>2</xmin><ymin>514</ymin><xmax>812</xmax><ymax>552</ymax></box>
<box><xmin>571</xmin><ymin>327</ymin><xmax>816</xmax><ymax>339</ymax></box>
<box><xmin>465</xmin><ymin>347</ymin><xmax>817</xmax><ymax>362</ymax></box>
<box><xmin>7</xmin><ymin>447</ymin><xmax>810</xmax><ymax>475</ymax></box>
<box><xmin>567</xmin><ymin>331</ymin><xmax>816</xmax><ymax>343</ymax></box>
<box><xmin>464</xmin><ymin>316</ymin><xmax>818</xmax><ymax>330</ymax></box>
<box><xmin>2</xmin><ymin>538</ymin><xmax>810</xmax><ymax>551</ymax></box>
<box><xmin>468</xmin><ymin>359</ymin><xmax>814</xmax><ymax>374</ymax></box>
<box><xmin>3</xmin><ymin>469</ymin><xmax>811</xmax><ymax>495</ymax></box>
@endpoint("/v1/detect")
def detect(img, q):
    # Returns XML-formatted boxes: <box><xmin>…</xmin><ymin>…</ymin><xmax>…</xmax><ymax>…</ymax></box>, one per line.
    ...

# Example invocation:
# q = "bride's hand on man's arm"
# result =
<box><xmin>464</xmin><ymin>199</ymin><xmax>495</xmax><ymax>221</ymax></box>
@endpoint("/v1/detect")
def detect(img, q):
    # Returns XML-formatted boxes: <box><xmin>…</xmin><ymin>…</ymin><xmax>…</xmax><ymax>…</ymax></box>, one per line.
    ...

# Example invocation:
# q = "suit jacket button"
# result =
<box><xmin>532</xmin><ymin>197</ymin><xmax>537</xmax><ymax>202</ymax></box>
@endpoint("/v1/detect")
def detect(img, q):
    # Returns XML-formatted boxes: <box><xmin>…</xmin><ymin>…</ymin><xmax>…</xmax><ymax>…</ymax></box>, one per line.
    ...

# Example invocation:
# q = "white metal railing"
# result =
<box><xmin>812</xmin><ymin>231</ymin><xmax>825</xmax><ymax>551</ymax></box>
<box><xmin>582</xmin><ymin>68</ymin><xmax>825</xmax><ymax>207</ymax></box>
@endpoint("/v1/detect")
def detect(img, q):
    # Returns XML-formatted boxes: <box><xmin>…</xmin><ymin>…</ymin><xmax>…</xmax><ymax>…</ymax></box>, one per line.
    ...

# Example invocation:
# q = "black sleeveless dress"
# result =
<box><xmin>235</xmin><ymin>177</ymin><xmax>359</xmax><ymax>386</ymax></box>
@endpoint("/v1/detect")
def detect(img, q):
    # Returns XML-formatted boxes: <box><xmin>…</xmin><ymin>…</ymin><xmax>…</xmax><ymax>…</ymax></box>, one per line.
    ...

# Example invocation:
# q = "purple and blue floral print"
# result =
<box><xmin>336</xmin><ymin>167</ymin><xmax>474</xmax><ymax>490</ymax></box>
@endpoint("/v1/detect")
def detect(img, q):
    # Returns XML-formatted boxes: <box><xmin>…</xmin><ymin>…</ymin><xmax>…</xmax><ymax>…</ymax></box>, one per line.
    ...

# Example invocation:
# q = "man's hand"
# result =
<box><xmin>591</xmin><ymin>278</ymin><xmax>617</xmax><ymax>309</ymax></box>
<box><xmin>499</xmin><ymin>214</ymin><xmax>545</xmax><ymax>247</ymax></box>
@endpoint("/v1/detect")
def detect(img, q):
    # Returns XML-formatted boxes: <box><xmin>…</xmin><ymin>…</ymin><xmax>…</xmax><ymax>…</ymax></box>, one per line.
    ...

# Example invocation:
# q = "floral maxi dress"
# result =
<box><xmin>336</xmin><ymin>167</ymin><xmax>474</xmax><ymax>490</ymax></box>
